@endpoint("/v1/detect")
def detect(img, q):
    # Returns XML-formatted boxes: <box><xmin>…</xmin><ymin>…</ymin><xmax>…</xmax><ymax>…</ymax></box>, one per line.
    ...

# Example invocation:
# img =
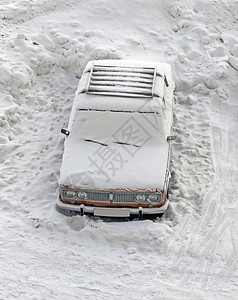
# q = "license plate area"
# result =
<box><xmin>93</xmin><ymin>207</ymin><xmax>130</xmax><ymax>218</ymax></box>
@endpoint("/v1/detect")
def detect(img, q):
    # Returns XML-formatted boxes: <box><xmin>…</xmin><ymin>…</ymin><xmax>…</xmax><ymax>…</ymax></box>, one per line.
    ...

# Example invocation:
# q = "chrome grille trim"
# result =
<box><xmin>86</xmin><ymin>191</ymin><xmax>137</xmax><ymax>203</ymax></box>
<box><xmin>87</xmin><ymin>191</ymin><xmax>109</xmax><ymax>202</ymax></box>
<box><xmin>113</xmin><ymin>193</ymin><xmax>136</xmax><ymax>203</ymax></box>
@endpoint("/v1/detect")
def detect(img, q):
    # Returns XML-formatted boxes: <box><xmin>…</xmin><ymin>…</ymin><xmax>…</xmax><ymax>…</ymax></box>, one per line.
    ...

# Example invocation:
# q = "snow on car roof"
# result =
<box><xmin>73</xmin><ymin>93</ymin><xmax>164</xmax><ymax>114</ymax></box>
<box><xmin>73</xmin><ymin>60</ymin><xmax>173</xmax><ymax>114</ymax></box>
<box><xmin>59</xmin><ymin>110</ymin><xmax>169</xmax><ymax>191</ymax></box>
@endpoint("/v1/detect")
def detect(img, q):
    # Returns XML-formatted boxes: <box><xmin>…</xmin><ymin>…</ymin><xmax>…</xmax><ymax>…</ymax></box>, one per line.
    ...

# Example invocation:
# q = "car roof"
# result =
<box><xmin>73</xmin><ymin>60</ymin><xmax>173</xmax><ymax>114</ymax></box>
<box><xmin>86</xmin><ymin>62</ymin><xmax>156</xmax><ymax>98</ymax></box>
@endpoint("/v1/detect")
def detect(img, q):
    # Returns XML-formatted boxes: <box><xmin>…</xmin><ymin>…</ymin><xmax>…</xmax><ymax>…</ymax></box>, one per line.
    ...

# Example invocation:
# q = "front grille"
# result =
<box><xmin>87</xmin><ymin>191</ymin><xmax>136</xmax><ymax>203</ymax></box>
<box><xmin>87</xmin><ymin>191</ymin><xmax>109</xmax><ymax>202</ymax></box>
<box><xmin>113</xmin><ymin>193</ymin><xmax>136</xmax><ymax>203</ymax></box>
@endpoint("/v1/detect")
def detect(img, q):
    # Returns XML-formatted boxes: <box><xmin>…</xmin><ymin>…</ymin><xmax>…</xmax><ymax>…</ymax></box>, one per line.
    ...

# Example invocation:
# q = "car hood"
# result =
<box><xmin>59</xmin><ymin>110</ymin><xmax>169</xmax><ymax>191</ymax></box>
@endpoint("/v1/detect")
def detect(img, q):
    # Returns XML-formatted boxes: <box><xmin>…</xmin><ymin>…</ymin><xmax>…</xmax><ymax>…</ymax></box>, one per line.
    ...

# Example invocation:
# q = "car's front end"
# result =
<box><xmin>57</xmin><ymin>185</ymin><xmax>169</xmax><ymax>218</ymax></box>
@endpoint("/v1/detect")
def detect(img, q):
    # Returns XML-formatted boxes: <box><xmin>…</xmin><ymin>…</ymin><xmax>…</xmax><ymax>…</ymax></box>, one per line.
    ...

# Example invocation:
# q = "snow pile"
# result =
<box><xmin>0</xmin><ymin>0</ymin><xmax>238</xmax><ymax>299</ymax></box>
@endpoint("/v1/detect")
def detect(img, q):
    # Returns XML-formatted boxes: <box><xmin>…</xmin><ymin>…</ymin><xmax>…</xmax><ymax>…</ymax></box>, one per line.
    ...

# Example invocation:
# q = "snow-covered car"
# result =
<box><xmin>57</xmin><ymin>59</ymin><xmax>175</xmax><ymax>218</ymax></box>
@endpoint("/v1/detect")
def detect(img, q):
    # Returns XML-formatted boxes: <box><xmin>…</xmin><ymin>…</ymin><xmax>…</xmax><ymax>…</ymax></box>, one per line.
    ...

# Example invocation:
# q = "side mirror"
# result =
<box><xmin>61</xmin><ymin>128</ymin><xmax>70</xmax><ymax>136</ymax></box>
<box><xmin>164</xmin><ymin>76</ymin><xmax>169</xmax><ymax>87</ymax></box>
<box><xmin>167</xmin><ymin>135</ymin><xmax>177</xmax><ymax>142</ymax></box>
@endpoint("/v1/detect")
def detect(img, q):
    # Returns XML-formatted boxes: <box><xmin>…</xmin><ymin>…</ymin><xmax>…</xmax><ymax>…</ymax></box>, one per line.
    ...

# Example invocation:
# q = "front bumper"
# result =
<box><xmin>56</xmin><ymin>197</ymin><xmax>169</xmax><ymax>218</ymax></box>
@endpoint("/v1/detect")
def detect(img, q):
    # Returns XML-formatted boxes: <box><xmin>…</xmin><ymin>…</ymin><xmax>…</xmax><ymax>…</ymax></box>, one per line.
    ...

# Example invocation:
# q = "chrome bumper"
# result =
<box><xmin>56</xmin><ymin>197</ymin><xmax>169</xmax><ymax>218</ymax></box>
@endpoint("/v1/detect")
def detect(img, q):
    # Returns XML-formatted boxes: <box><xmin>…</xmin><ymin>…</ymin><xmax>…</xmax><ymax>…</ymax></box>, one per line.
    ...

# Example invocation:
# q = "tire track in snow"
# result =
<box><xmin>179</xmin><ymin>218</ymin><xmax>230</xmax><ymax>290</ymax></box>
<box><xmin>160</xmin><ymin>101</ymin><xmax>238</xmax><ymax>293</ymax></box>
<box><xmin>171</xmin><ymin>185</ymin><xmax>228</xmax><ymax>291</ymax></box>
<box><xmin>209</xmin><ymin>102</ymin><xmax>238</xmax><ymax>294</ymax></box>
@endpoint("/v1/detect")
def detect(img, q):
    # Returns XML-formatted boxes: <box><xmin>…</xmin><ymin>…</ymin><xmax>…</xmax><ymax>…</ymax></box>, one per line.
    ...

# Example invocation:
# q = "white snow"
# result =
<box><xmin>59</xmin><ymin>110</ymin><xmax>169</xmax><ymax>190</ymax></box>
<box><xmin>0</xmin><ymin>0</ymin><xmax>238</xmax><ymax>299</ymax></box>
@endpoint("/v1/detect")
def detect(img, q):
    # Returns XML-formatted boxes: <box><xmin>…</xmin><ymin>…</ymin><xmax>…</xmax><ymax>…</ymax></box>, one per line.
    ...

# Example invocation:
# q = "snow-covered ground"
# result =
<box><xmin>0</xmin><ymin>0</ymin><xmax>238</xmax><ymax>299</ymax></box>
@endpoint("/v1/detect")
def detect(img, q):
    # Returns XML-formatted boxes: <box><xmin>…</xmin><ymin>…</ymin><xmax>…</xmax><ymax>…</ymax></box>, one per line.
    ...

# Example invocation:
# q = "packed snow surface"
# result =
<box><xmin>0</xmin><ymin>0</ymin><xmax>238</xmax><ymax>299</ymax></box>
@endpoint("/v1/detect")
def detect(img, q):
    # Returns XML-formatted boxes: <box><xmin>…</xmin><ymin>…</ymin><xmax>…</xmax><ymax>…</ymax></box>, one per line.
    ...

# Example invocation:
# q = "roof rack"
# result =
<box><xmin>86</xmin><ymin>63</ymin><xmax>156</xmax><ymax>98</ymax></box>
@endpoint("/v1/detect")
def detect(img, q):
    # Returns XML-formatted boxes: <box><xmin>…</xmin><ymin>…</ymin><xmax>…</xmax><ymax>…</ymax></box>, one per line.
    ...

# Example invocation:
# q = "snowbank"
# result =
<box><xmin>0</xmin><ymin>0</ymin><xmax>237</xmax><ymax>299</ymax></box>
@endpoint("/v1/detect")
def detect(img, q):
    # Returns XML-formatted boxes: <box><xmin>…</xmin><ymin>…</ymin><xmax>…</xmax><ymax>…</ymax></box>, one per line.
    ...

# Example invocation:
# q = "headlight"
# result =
<box><xmin>148</xmin><ymin>194</ymin><xmax>158</xmax><ymax>201</ymax></box>
<box><xmin>135</xmin><ymin>194</ymin><xmax>146</xmax><ymax>202</ymax></box>
<box><xmin>65</xmin><ymin>190</ymin><xmax>76</xmax><ymax>198</ymax></box>
<box><xmin>148</xmin><ymin>194</ymin><xmax>162</xmax><ymax>203</ymax></box>
<box><xmin>78</xmin><ymin>191</ymin><xmax>87</xmax><ymax>199</ymax></box>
